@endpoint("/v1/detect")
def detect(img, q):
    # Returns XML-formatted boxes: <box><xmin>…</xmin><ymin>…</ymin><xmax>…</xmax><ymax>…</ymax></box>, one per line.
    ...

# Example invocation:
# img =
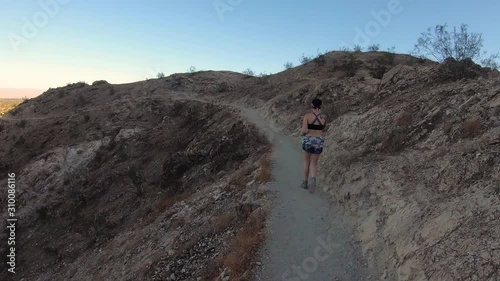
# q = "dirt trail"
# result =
<box><xmin>236</xmin><ymin>106</ymin><xmax>373</xmax><ymax>281</ymax></box>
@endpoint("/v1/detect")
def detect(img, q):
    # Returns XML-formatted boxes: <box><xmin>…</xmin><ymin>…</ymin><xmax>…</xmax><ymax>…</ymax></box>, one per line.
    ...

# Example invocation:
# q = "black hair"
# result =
<box><xmin>312</xmin><ymin>98</ymin><xmax>322</xmax><ymax>109</ymax></box>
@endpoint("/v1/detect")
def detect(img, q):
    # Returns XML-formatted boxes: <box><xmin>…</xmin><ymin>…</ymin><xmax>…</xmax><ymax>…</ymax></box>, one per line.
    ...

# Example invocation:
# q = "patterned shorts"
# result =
<box><xmin>301</xmin><ymin>136</ymin><xmax>325</xmax><ymax>154</ymax></box>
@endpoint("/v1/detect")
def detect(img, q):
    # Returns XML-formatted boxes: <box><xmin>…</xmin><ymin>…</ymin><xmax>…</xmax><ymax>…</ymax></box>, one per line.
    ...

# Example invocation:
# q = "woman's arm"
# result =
<box><xmin>300</xmin><ymin>115</ymin><xmax>308</xmax><ymax>135</ymax></box>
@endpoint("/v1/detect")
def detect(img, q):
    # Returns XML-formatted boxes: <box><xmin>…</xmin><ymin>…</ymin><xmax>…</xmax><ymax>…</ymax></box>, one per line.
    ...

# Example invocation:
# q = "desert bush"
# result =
<box><xmin>284</xmin><ymin>61</ymin><xmax>294</xmax><ymax>70</ymax></box>
<box><xmin>217</xmin><ymin>82</ymin><xmax>230</xmax><ymax>93</ymax></box>
<box><xmin>92</xmin><ymin>80</ymin><xmax>108</xmax><ymax>86</ymax></box>
<box><xmin>223</xmin><ymin>209</ymin><xmax>267</xmax><ymax>279</ymax></box>
<box><xmin>314</xmin><ymin>53</ymin><xmax>327</xmax><ymax>66</ymax></box>
<box><xmin>155</xmin><ymin>191</ymin><xmax>191</xmax><ymax>214</ymax></box>
<box><xmin>201</xmin><ymin>260</ymin><xmax>222</xmax><ymax>281</ymax></box>
<box><xmin>242</xmin><ymin>68</ymin><xmax>255</xmax><ymax>76</ymax></box>
<box><xmin>214</xmin><ymin>213</ymin><xmax>236</xmax><ymax>233</ymax></box>
<box><xmin>370</xmin><ymin>64</ymin><xmax>387</xmax><ymax>79</ymax></box>
<box><xmin>66</xmin><ymin>82</ymin><xmax>87</xmax><ymax>88</ymax></box>
<box><xmin>481</xmin><ymin>53</ymin><xmax>500</xmax><ymax>70</ymax></box>
<box><xmin>340</xmin><ymin>46</ymin><xmax>352</xmax><ymax>52</ymax></box>
<box><xmin>368</xmin><ymin>44</ymin><xmax>380</xmax><ymax>51</ymax></box>
<box><xmin>353</xmin><ymin>45</ymin><xmax>363</xmax><ymax>52</ymax></box>
<box><xmin>461</xmin><ymin>118</ymin><xmax>483</xmax><ymax>138</ymax></box>
<box><xmin>258</xmin><ymin>72</ymin><xmax>271</xmax><ymax>84</ymax></box>
<box><xmin>300</xmin><ymin>53</ymin><xmax>313</xmax><ymax>64</ymax></box>
<box><xmin>438</xmin><ymin>57</ymin><xmax>483</xmax><ymax>81</ymax></box>
<box><xmin>414</xmin><ymin>23</ymin><xmax>499</xmax><ymax>69</ymax></box>
<box><xmin>229</xmin><ymin>165</ymin><xmax>254</xmax><ymax>188</ymax></box>
<box><xmin>188</xmin><ymin>65</ymin><xmax>196</xmax><ymax>73</ymax></box>
<box><xmin>387</xmin><ymin>46</ymin><xmax>396</xmax><ymax>53</ymax></box>
<box><xmin>341</xmin><ymin>54</ymin><xmax>362</xmax><ymax>77</ymax></box>
<box><xmin>255</xmin><ymin>155</ymin><xmax>272</xmax><ymax>183</ymax></box>
<box><xmin>157</xmin><ymin>72</ymin><xmax>165</xmax><ymax>78</ymax></box>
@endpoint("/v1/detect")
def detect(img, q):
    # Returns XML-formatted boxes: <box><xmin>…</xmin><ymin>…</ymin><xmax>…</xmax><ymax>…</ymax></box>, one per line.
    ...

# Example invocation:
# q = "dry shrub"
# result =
<box><xmin>396</xmin><ymin>111</ymin><xmax>413</xmax><ymax>127</ymax></box>
<box><xmin>255</xmin><ymin>155</ymin><xmax>272</xmax><ymax>183</ymax></box>
<box><xmin>370</xmin><ymin>64</ymin><xmax>387</xmax><ymax>79</ymax></box>
<box><xmin>223</xmin><ymin>209</ymin><xmax>267</xmax><ymax>279</ymax></box>
<box><xmin>230</xmin><ymin>165</ymin><xmax>254</xmax><ymax>189</ymax></box>
<box><xmin>381</xmin><ymin>130</ymin><xmax>407</xmax><ymax>152</ymax></box>
<box><xmin>462</xmin><ymin>118</ymin><xmax>483</xmax><ymax>138</ymax></box>
<box><xmin>214</xmin><ymin>213</ymin><xmax>236</xmax><ymax>233</ymax></box>
<box><xmin>201</xmin><ymin>260</ymin><xmax>222</xmax><ymax>281</ymax></box>
<box><xmin>438</xmin><ymin>58</ymin><xmax>483</xmax><ymax>81</ymax></box>
<box><xmin>155</xmin><ymin>191</ymin><xmax>191</xmax><ymax>214</ymax></box>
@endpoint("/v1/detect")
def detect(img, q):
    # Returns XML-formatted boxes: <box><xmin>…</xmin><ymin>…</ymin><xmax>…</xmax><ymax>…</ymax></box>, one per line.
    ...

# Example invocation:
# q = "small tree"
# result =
<box><xmin>414</xmin><ymin>23</ymin><xmax>499</xmax><ymax>69</ymax></box>
<box><xmin>353</xmin><ymin>45</ymin><xmax>363</xmax><ymax>52</ymax></box>
<box><xmin>368</xmin><ymin>44</ymin><xmax>380</xmax><ymax>52</ymax></box>
<box><xmin>284</xmin><ymin>62</ymin><xmax>294</xmax><ymax>70</ymax></box>
<box><xmin>242</xmin><ymin>68</ymin><xmax>255</xmax><ymax>76</ymax></box>
<box><xmin>157</xmin><ymin>72</ymin><xmax>165</xmax><ymax>78</ymax></box>
<box><xmin>414</xmin><ymin>23</ymin><xmax>483</xmax><ymax>62</ymax></box>
<box><xmin>188</xmin><ymin>66</ymin><xmax>196</xmax><ymax>73</ymax></box>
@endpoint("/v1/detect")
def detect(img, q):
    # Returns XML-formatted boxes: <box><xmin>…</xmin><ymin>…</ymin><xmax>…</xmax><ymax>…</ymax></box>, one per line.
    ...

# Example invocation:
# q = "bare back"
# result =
<box><xmin>305</xmin><ymin>113</ymin><xmax>326</xmax><ymax>137</ymax></box>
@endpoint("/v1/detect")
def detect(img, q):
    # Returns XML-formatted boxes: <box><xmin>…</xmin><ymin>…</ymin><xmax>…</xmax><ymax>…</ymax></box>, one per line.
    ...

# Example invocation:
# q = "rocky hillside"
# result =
<box><xmin>133</xmin><ymin>51</ymin><xmax>499</xmax><ymax>280</ymax></box>
<box><xmin>0</xmin><ymin>83</ymin><xmax>271</xmax><ymax>280</ymax></box>
<box><xmin>209</xmin><ymin>51</ymin><xmax>499</xmax><ymax>281</ymax></box>
<box><xmin>1</xmin><ymin>51</ymin><xmax>499</xmax><ymax>280</ymax></box>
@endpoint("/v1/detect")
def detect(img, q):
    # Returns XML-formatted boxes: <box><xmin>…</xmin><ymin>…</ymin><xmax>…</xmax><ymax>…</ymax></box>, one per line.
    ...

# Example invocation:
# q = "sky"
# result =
<box><xmin>1</xmin><ymin>0</ymin><xmax>500</xmax><ymax>97</ymax></box>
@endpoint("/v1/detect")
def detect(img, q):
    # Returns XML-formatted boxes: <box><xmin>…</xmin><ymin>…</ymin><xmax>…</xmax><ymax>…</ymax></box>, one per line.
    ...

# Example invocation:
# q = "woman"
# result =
<box><xmin>300</xmin><ymin>98</ymin><xmax>326</xmax><ymax>193</ymax></box>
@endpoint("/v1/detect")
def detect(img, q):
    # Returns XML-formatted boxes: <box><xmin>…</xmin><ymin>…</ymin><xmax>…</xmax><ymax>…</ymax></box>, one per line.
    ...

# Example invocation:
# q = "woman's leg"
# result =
<box><xmin>309</xmin><ymin>153</ymin><xmax>321</xmax><ymax>193</ymax></box>
<box><xmin>310</xmin><ymin>154</ymin><xmax>321</xmax><ymax>178</ymax></box>
<box><xmin>303</xmin><ymin>152</ymin><xmax>311</xmax><ymax>180</ymax></box>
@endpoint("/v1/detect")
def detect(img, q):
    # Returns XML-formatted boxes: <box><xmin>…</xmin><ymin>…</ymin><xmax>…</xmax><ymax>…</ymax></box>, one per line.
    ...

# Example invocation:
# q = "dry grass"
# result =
<box><xmin>230</xmin><ymin>165</ymin><xmax>253</xmax><ymax>188</ymax></box>
<box><xmin>201</xmin><ymin>259</ymin><xmax>223</xmax><ymax>281</ymax></box>
<box><xmin>462</xmin><ymin>118</ymin><xmax>483</xmax><ymax>139</ymax></box>
<box><xmin>155</xmin><ymin>191</ymin><xmax>192</xmax><ymax>214</ymax></box>
<box><xmin>214</xmin><ymin>213</ymin><xmax>236</xmax><ymax>233</ymax></box>
<box><xmin>255</xmin><ymin>155</ymin><xmax>272</xmax><ymax>183</ymax></box>
<box><xmin>223</xmin><ymin>209</ymin><xmax>268</xmax><ymax>279</ymax></box>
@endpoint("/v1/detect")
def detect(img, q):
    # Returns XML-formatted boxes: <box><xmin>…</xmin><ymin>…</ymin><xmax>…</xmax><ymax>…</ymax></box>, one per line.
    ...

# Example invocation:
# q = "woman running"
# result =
<box><xmin>300</xmin><ymin>98</ymin><xmax>326</xmax><ymax>193</ymax></box>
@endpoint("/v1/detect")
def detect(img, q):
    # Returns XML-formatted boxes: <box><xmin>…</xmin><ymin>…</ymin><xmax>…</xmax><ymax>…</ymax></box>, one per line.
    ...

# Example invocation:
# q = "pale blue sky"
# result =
<box><xmin>1</xmin><ymin>0</ymin><xmax>499</xmax><ymax>91</ymax></box>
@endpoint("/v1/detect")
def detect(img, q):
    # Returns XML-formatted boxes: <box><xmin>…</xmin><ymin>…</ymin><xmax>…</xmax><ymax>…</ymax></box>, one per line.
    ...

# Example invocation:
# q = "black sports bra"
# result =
<box><xmin>307</xmin><ymin>113</ymin><xmax>325</xmax><ymax>130</ymax></box>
